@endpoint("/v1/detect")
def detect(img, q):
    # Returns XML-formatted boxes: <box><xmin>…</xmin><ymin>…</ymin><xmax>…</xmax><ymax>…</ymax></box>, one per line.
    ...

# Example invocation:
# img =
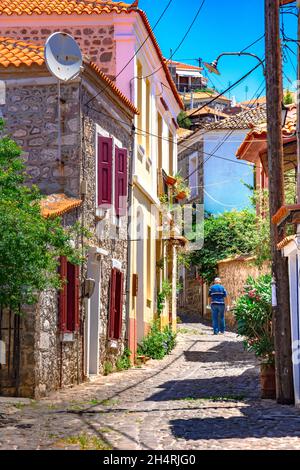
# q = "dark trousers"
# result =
<box><xmin>211</xmin><ymin>303</ymin><xmax>225</xmax><ymax>334</ymax></box>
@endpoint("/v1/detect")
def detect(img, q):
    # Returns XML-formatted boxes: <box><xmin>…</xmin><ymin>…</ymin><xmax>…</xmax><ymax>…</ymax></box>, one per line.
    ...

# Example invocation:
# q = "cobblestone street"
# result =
<box><xmin>1</xmin><ymin>322</ymin><xmax>300</xmax><ymax>450</ymax></box>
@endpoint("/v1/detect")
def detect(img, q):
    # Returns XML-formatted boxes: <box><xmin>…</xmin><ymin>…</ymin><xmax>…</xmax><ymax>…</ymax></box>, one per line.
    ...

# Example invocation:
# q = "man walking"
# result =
<box><xmin>208</xmin><ymin>277</ymin><xmax>227</xmax><ymax>335</ymax></box>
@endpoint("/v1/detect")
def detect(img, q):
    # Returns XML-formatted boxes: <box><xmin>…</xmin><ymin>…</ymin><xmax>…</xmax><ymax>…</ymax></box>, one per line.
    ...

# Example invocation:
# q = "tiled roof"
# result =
<box><xmin>186</xmin><ymin>105</ymin><xmax>228</xmax><ymax>119</ymax></box>
<box><xmin>40</xmin><ymin>193</ymin><xmax>82</xmax><ymax>218</ymax></box>
<box><xmin>277</xmin><ymin>235</ymin><xmax>296</xmax><ymax>250</ymax></box>
<box><xmin>0</xmin><ymin>37</ymin><xmax>138</xmax><ymax>114</ymax></box>
<box><xmin>166</xmin><ymin>59</ymin><xmax>202</xmax><ymax>72</ymax></box>
<box><xmin>183</xmin><ymin>91</ymin><xmax>231</xmax><ymax>103</ymax></box>
<box><xmin>0</xmin><ymin>1</ymin><xmax>183</xmax><ymax>109</ymax></box>
<box><xmin>202</xmin><ymin>103</ymin><xmax>267</xmax><ymax>131</ymax></box>
<box><xmin>177</xmin><ymin>127</ymin><xmax>193</xmax><ymax>141</ymax></box>
<box><xmin>236</xmin><ymin>104</ymin><xmax>297</xmax><ymax>159</ymax></box>
<box><xmin>0</xmin><ymin>36</ymin><xmax>44</xmax><ymax>67</ymax></box>
<box><xmin>88</xmin><ymin>60</ymin><xmax>138</xmax><ymax>114</ymax></box>
<box><xmin>0</xmin><ymin>0</ymin><xmax>135</xmax><ymax>16</ymax></box>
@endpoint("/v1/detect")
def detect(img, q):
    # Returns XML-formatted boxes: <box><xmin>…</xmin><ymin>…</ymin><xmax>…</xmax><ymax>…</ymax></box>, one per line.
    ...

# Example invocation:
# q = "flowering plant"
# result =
<box><xmin>233</xmin><ymin>274</ymin><xmax>274</xmax><ymax>364</ymax></box>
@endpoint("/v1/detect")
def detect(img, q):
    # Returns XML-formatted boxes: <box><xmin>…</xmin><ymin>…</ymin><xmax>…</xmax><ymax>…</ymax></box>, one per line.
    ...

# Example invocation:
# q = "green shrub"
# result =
<box><xmin>116</xmin><ymin>348</ymin><xmax>132</xmax><ymax>371</ymax></box>
<box><xmin>233</xmin><ymin>274</ymin><xmax>274</xmax><ymax>364</ymax></box>
<box><xmin>103</xmin><ymin>361</ymin><xmax>113</xmax><ymax>376</ymax></box>
<box><xmin>137</xmin><ymin>321</ymin><xmax>177</xmax><ymax>360</ymax></box>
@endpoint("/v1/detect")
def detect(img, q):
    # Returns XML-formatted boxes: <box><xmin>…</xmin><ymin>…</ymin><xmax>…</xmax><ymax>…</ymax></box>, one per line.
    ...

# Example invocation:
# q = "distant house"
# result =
<box><xmin>0</xmin><ymin>37</ymin><xmax>137</xmax><ymax>398</ymax></box>
<box><xmin>177</xmin><ymin>105</ymin><xmax>267</xmax><ymax>316</ymax></box>
<box><xmin>182</xmin><ymin>90</ymin><xmax>232</xmax><ymax>112</ymax></box>
<box><xmin>185</xmin><ymin>105</ymin><xmax>228</xmax><ymax>129</ymax></box>
<box><xmin>167</xmin><ymin>60</ymin><xmax>208</xmax><ymax>93</ymax></box>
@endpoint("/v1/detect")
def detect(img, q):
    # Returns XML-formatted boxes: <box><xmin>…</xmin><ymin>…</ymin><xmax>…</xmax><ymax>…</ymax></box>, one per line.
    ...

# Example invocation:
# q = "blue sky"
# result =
<box><xmin>138</xmin><ymin>0</ymin><xmax>298</xmax><ymax>102</ymax></box>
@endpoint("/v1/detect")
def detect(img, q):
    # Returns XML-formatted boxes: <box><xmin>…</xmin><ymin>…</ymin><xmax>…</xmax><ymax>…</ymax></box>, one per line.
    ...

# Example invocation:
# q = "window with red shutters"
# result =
<box><xmin>59</xmin><ymin>257</ymin><xmax>80</xmax><ymax>333</ymax></box>
<box><xmin>108</xmin><ymin>268</ymin><xmax>124</xmax><ymax>340</ymax></box>
<box><xmin>115</xmin><ymin>147</ymin><xmax>128</xmax><ymax>217</ymax></box>
<box><xmin>97</xmin><ymin>136</ymin><xmax>113</xmax><ymax>207</ymax></box>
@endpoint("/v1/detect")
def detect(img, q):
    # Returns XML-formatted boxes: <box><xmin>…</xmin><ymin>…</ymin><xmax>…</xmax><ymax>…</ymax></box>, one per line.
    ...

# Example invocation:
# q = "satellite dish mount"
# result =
<box><xmin>44</xmin><ymin>33</ymin><xmax>83</xmax><ymax>163</ymax></box>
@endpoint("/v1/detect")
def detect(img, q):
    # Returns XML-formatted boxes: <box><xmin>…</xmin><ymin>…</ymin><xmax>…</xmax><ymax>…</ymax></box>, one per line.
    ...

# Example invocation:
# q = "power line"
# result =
<box><xmin>241</xmin><ymin>34</ymin><xmax>265</xmax><ymax>53</ymax></box>
<box><xmin>136</xmin><ymin>0</ymin><xmax>206</xmax><ymax>81</ymax></box>
<box><xmin>85</xmin><ymin>0</ymin><xmax>175</xmax><ymax>107</ymax></box>
<box><xmin>187</xmin><ymin>60</ymin><xmax>265</xmax><ymax>118</ymax></box>
<box><xmin>182</xmin><ymin>80</ymin><xmax>267</xmax><ymax>183</ymax></box>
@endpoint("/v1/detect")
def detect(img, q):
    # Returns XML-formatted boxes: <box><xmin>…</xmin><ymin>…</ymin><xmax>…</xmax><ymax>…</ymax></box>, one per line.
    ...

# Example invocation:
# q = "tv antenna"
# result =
<box><xmin>44</xmin><ymin>32</ymin><xmax>83</xmax><ymax>163</ymax></box>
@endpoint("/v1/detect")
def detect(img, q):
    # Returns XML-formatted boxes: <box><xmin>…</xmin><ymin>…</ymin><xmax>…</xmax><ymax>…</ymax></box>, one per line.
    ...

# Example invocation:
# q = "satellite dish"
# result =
<box><xmin>44</xmin><ymin>32</ymin><xmax>82</xmax><ymax>82</ymax></box>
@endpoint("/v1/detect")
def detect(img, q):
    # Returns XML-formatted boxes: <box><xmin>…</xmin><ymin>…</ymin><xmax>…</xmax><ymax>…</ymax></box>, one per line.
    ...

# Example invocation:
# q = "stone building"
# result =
<box><xmin>0</xmin><ymin>0</ymin><xmax>183</xmax><ymax>362</ymax></box>
<box><xmin>0</xmin><ymin>37</ymin><xmax>137</xmax><ymax>397</ymax></box>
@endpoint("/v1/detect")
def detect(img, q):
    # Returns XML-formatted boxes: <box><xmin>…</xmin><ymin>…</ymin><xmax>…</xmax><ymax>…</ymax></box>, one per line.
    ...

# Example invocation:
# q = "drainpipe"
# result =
<box><xmin>125</xmin><ymin>121</ymin><xmax>135</xmax><ymax>358</ymax></box>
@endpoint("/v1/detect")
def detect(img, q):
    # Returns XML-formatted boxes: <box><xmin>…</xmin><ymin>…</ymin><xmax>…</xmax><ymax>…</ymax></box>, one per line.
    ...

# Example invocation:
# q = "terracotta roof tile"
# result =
<box><xmin>165</xmin><ymin>59</ymin><xmax>202</xmax><ymax>72</ymax></box>
<box><xmin>0</xmin><ymin>0</ymin><xmax>134</xmax><ymax>16</ymax></box>
<box><xmin>0</xmin><ymin>37</ymin><xmax>138</xmax><ymax>113</ymax></box>
<box><xmin>0</xmin><ymin>36</ymin><xmax>44</xmax><ymax>67</ymax></box>
<box><xmin>40</xmin><ymin>193</ymin><xmax>82</xmax><ymax>218</ymax></box>
<box><xmin>277</xmin><ymin>235</ymin><xmax>296</xmax><ymax>250</ymax></box>
<box><xmin>186</xmin><ymin>105</ymin><xmax>228</xmax><ymax>119</ymax></box>
<box><xmin>203</xmin><ymin>103</ymin><xmax>267</xmax><ymax>131</ymax></box>
<box><xmin>0</xmin><ymin>1</ymin><xmax>183</xmax><ymax>109</ymax></box>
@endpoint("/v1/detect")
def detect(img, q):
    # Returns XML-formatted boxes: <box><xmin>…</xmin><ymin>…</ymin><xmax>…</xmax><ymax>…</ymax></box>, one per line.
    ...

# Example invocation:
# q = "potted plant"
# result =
<box><xmin>164</xmin><ymin>174</ymin><xmax>177</xmax><ymax>186</ymax></box>
<box><xmin>233</xmin><ymin>274</ymin><xmax>275</xmax><ymax>399</ymax></box>
<box><xmin>174</xmin><ymin>177</ymin><xmax>191</xmax><ymax>200</ymax></box>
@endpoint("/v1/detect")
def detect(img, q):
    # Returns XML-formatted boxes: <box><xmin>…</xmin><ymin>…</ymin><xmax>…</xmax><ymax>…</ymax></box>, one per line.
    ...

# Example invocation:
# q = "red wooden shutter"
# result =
<box><xmin>115</xmin><ymin>271</ymin><xmax>124</xmax><ymax>339</ymax></box>
<box><xmin>108</xmin><ymin>268</ymin><xmax>117</xmax><ymax>339</ymax></box>
<box><xmin>98</xmin><ymin>136</ymin><xmax>113</xmax><ymax>207</ymax></box>
<box><xmin>74</xmin><ymin>264</ymin><xmax>80</xmax><ymax>332</ymax></box>
<box><xmin>59</xmin><ymin>256</ymin><xmax>67</xmax><ymax>332</ymax></box>
<box><xmin>67</xmin><ymin>262</ymin><xmax>75</xmax><ymax>332</ymax></box>
<box><xmin>115</xmin><ymin>147</ymin><xmax>128</xmax><ymax>216</ymax></box>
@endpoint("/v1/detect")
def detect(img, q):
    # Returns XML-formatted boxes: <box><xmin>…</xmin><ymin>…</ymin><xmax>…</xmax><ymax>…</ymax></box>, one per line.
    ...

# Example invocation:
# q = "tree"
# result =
<box><xmin>177</xmin><ymin>111</ymin><xmax>192</xmax><ymax>129</ymax></box>
<box><xmin>283</xmin><ymin>89</ymin><xmax>294</xmax><ymax>105</ymax></box>
<box><xmin>188</xmin><ymin>209</ymin><xmax>258</xmax><ymax>283</ymax></box>
<box><xmin>0</xmin><ymin>120</ymin><xmax>83</xmax><ymax>311</ymax></box>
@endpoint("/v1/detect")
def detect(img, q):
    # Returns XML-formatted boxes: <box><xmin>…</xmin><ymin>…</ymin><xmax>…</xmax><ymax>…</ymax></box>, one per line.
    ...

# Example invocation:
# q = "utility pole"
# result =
<box><xmin>265</xmin><ymin>0</ymin><xmax>294</xmax><ymax>404</ymax></box>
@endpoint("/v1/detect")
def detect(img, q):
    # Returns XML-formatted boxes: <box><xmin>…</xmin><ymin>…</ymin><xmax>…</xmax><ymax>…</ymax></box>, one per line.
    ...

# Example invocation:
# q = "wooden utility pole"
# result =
<box><xmin>265</xmin><ymin>0</ymin><xmax>294</xmax><ymax>404</ymax></box>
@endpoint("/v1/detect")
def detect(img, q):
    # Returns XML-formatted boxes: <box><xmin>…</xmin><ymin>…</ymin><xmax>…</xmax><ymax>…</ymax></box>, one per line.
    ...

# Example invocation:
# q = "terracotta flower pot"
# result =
<box><xmin>260</xmin><ymin>363</ymin><xmax>276</xmax><ymax>399</ymax></box>
<box><xmin>175</xmin><ymin>191</ymin><xmax>187</xmax><ymax>200</ymax></box>
<box><xmin>165</xmin><ymin>175</ymin><xmax>177</xmax><ymax>186</ymax></box>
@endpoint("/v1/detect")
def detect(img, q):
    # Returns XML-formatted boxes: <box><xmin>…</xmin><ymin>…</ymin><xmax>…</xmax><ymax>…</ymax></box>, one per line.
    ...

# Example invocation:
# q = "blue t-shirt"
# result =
<box><xmin>209</xmin><ymin>284</ymin><xmax>227</xmax><ymax>305</ymax></box>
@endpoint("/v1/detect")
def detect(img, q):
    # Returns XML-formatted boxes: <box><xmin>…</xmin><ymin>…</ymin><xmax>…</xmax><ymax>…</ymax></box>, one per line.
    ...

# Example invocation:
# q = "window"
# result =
<box><xmin>169</xmin><ymin>130</ymin><xmax>174</xmax><ymax>175</ymax></box>
<box><xmin>97</xmin><ymin>135</ymin><xmax>128</xmax><ymax>217</ymax></box>
<box><xmin>189</xmin><ymin>153</ymin><xmax>199</xmax><ymax>199</ymax></box>
<box><xmin>146</xmin><ymin>79</ymin><xmax>151</xmax><ymax>156</ymax></box>
<box><xmin>147</xmin><ymin>226</ymin><xmax>151</xmax><ymax>301</ymax></box>
<box><xmin>59</xmin><ymin>256</ymin><xmax>80</xmax><ymax>333</ymax></box>
<box><xmin>108</xmin><ymin>268</ymin><xmax>124</xmax><ymax>340</ymax></box>
<box><xmin>97</xmin><ymin>136</ymin><xmax>113</xmax><ymax>207</ymax></box>
<box><xmin>115</xmin><ymin>147</ymin><xmax>128</xmax><ymax>216</ymax></box>
<box><xmin>137</xmin><ymin>61</ymin><xmax>143</xmax><ymax>146</ymax></box>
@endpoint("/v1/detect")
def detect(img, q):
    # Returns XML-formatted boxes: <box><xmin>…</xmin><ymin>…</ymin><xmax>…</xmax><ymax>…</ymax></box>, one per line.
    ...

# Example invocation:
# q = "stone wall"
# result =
<box><xmin>3</xmin><ymin>81</ymin><xmax>81</xmax><ymax>197</ymax></box>
<box><xmin>0</xmin><ymin>25</ymin><xmax>115</xmax><ymax>78</ymax></box>
<box><xmin>203</xmin><ymin>256</ymin><xmax>270</xmax><ymax>329</ymax></box>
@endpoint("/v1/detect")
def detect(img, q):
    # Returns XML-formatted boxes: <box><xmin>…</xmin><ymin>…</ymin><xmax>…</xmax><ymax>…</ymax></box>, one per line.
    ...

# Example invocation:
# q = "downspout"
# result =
<box><xmin>125</xmin><ymin>120</ymin><xmax>135</xmax><ymax>358</ymax></box>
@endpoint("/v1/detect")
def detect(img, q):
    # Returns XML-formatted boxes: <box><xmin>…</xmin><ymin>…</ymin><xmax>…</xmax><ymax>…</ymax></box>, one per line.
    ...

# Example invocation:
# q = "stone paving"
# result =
<box><xmin>1</xmin><ymin>321</ymin><xmax>300</xmax><ymax>450</ymax></box>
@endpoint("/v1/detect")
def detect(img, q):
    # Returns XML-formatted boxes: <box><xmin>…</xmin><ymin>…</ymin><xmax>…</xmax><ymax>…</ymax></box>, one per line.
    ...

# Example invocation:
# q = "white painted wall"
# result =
<box><xmin>204</xmin><ymin>129</ymin><xmax>254</xmax><ymax>214</ymax></box>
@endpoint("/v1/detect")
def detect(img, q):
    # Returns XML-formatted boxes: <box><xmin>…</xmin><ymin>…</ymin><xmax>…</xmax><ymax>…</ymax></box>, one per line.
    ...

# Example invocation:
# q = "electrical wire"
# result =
<box><xmin>187</xmin><ymin>60</ymin><xmax>265</xmax><ymax>118</ymax></box>
<box><xmin>182</xmin><ymin>80</ymin><xmax>267</xmax><ymax>183</ymax></box>
<box><xmin>137</xmin><ymin>0</ymin><xmax>206</xmax><ymax>81</ymax></box>
<box><xmin>85</xmin><ymin>0</ymin><xmax>175</xmax><ymax>106</ymax></box>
